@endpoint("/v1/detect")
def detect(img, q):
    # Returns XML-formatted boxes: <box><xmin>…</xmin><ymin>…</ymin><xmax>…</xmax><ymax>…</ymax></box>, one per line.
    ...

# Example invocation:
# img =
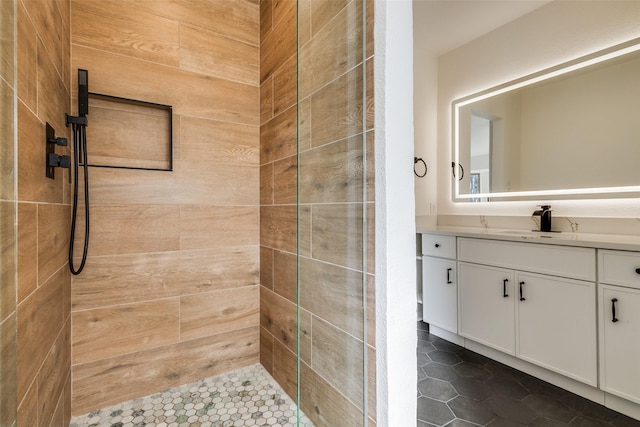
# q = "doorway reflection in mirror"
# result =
<box><xmin>470</xmin><ymin>114</ymin><xmax>491</xmax><ymax>201</ymax></box>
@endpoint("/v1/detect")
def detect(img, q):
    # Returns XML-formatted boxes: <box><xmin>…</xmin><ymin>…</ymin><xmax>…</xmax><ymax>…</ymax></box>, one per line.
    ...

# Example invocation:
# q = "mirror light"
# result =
<box><xmin>453</xmin><ymin>37</ymin><xmax>640</xmax><ymax>202</ymax></box>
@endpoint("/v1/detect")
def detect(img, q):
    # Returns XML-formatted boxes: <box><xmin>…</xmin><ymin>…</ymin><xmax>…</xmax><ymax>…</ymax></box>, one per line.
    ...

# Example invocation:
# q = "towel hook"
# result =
<box><xmin>451</xmin><ymin>162</ymin><xmax>464</xmax><ymax>181</ymax></box>
<box><xmin>414</xmin><ymin>157</ymin><xmax>427</xmax><ymax>177</ymax></box>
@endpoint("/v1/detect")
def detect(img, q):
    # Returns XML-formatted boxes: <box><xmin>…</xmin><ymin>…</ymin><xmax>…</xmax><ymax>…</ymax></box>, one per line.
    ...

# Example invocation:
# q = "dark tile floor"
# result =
<box><xmin>416</xmin><ymin>322</ymin><xmax>640</xmax><ymax>427</ymax></box>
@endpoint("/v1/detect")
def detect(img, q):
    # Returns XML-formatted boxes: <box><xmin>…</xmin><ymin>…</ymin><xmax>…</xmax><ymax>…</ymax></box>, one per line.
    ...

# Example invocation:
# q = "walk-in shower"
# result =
<box><xmin>3</xmin><ymin>1</ymin><xmax>374</xmax><ymax>425</ymax></box>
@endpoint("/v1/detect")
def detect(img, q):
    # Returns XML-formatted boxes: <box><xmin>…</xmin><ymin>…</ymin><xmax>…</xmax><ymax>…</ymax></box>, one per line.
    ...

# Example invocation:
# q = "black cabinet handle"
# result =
<box><xmin>519</xmin><ymin>281</ymin><xmax>526</xmax><ymax>301</ymax></box>
<box><xmin>503</xmin><ymin>279</ymin><xmax>509</xmax><ymax>298</ymax></box>
<box><xmin>446</xmin><ymin>268</ymin><xmax>452</xmax><ymax>284</ymax></box>
<box><xmin>635</xmin><ymin>268</ymin><xmax>640</xmax><ymax>275</ymax></box>
<box><xmin>612</xmin><ymin>298</ymin><xmax>619</xmax><ymax>323</ymax></box>
<box><xmin>435</xmin><ymin>243</ymin><xmax>440</xmax><ymax>248</ymax></box>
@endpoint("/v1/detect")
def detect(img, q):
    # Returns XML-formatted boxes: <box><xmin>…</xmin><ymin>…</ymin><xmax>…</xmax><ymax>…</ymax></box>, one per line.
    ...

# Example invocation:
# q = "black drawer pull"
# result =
<box><xmin>435</xmin><ymin>243</ymin><xmax>440</xmax><ymax>248</ymax></box>
<box><xmin>519</xmin><ymin>281</ymin><xmax>526</xmax><ymax>301</ymax></box>
<box><xmin>612</xmin><ymin>298</ymin><xmax>619</xmax><ymax>323</ymax></box>
<box><xmin>446</xmin><ymin>268</ymin><xmax>452</xmax><ymax>284</ymax></box>
<box><xmin>503</xmin><ymin>279</ymin><xmax>509</xmax><ymax>298</ymax></box>
<box><xmin>635</xmin><ymin>268</ymin><xmax>640</xmax><ymax>275</ymax></box>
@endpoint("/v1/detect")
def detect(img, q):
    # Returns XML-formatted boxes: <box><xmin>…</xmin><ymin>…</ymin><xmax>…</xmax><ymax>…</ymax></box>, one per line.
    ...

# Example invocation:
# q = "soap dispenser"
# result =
<box><xmin>532</xmin><ymin>205</ymin><xmax>552</xmax><ymax>232</ymax></box>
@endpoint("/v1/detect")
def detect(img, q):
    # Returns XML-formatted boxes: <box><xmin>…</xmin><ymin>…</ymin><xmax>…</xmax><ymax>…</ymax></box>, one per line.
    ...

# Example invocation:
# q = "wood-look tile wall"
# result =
<box><xmin>1</xmin><ymin>2</ymin><xmax>17</xmax><ymax>426</ymax></box>
<box><xmin>259</xmin><ymin>0</ymin><xmax>297</xmax><ymax>411</ymax></box>
<box><xmin>260</xmin><ymin>0</ymin><xmax>376</xmax><ymax>425</ymax></box>
<box><xmin>69</xmin><ymin>0</ymin><xmax>260</xmax><ymax>415</ymax></box>
<box><xmin>13</xmin><ymin>0</ymin><xmax>73</xmax><ymax>426</ymax></box>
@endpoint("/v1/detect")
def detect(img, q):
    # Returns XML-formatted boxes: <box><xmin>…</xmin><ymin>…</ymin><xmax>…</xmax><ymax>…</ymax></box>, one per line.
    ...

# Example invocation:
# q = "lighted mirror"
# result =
<box><xmin>453</xmin><ymin>37</ymin><xmax>640</xmax><ymax>202</ymax></box>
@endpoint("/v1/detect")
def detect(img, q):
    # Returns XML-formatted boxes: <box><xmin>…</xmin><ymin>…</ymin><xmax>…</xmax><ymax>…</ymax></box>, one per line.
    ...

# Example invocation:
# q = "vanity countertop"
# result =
<box><xmin>417</xmin><ymin>225</ymin><xmax>640</xmax><ymax>252</ymax></box>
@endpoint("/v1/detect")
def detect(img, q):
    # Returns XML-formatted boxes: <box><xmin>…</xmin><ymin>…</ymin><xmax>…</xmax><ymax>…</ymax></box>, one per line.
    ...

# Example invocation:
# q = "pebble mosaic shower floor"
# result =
<box><xmin>69</xmin><ymin>364</ymin><xmax>313</xmax><ymax>427</ymax></box>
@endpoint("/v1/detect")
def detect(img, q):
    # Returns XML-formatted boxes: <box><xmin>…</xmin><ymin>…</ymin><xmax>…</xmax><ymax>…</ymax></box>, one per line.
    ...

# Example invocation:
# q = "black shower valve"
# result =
<box><xmin>45</xmin><ymin>122</ymin><xmax>71</xmax><ymax>179</ymax></box>
<box><xmin>47</xmin><ymin>152</ymin><xmax>71</xmax><ymax>169</ymax></box>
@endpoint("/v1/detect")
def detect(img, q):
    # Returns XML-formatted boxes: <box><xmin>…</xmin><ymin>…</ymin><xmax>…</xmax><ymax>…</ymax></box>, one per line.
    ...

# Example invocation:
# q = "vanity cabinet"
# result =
<box><xmin>419</xmin><ymin>230</ymin><xmax>640</xmax><ymax>420</ymax></box>
<box><xmin>598</xmin><ymin>250</ymin><xmax>640</xmax><ymax>404</ymax></box>
<box><xmin>422</xmin><ymin>235</ymin><xmax>457</xmax><ymax>333</ymax></box>
<box><xmin>457</xmin><ymin>237</ymin><xmax>597</xmax><ymax>386</ymax></box>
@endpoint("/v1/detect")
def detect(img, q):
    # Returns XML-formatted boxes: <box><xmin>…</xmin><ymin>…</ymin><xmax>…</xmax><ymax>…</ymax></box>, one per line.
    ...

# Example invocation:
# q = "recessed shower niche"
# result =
<box><xmin>84</xmin><ymin>92</ymin><xmax>173</xmax><ymax>171</ymax></box>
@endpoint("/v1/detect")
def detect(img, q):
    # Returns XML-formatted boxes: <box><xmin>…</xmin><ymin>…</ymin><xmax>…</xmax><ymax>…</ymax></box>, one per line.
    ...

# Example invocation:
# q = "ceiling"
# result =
<box><xmin>413</xmin><ymin>0</ymin><xmax>552</xmax><ymax>57</ymax></box>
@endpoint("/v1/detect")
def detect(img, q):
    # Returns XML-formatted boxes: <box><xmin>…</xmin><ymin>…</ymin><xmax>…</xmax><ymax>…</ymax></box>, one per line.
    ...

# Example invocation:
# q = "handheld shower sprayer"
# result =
<box><xmin>67</xmin><ymin>69</ymin><xmax>90</xmax><ymax>275</ymax></box>
<box><xmin>78</xmin><ymin>69</ymin><xmax>89</xmax><ymax>117</ymax></box>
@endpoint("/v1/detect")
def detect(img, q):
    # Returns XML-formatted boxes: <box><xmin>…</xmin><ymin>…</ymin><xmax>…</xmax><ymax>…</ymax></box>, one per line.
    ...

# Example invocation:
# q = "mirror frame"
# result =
<box><xmin>452</xmin><ymin>36</ymin><xmax>640</xmax><ymax>202</ymax></box>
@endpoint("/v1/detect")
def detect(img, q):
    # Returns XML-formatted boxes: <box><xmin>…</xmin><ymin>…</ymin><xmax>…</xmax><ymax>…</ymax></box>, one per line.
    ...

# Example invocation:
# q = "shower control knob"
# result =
<box><xmin>49</xmin><ymin>136</ymin><xmax>68</xmax><ymax>146</ymax></box>
<box><xmin>47</xmin><ymin>153</ymin><xmax>71</xmax><ymax>169</ymax></box>
<box><xmin>59</xmin><ymin>155</ymin><xmax>71</xmax><ymax>168</ymax></box>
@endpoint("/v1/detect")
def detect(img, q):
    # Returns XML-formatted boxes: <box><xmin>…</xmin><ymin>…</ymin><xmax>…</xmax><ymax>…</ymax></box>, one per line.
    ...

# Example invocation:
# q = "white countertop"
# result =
<box><xmin>416</xmin><ymin>225</ymin><xmax>640</xmax><ymax>251</ymax></box>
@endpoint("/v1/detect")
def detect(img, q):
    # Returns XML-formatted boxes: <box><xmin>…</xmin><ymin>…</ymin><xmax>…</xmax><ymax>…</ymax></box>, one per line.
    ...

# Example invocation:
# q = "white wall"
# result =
<box><xmin>435</xmin><ymin>1</ymin><xmax>640</xmax><ymax>219</ymax></box>
<box><xmin>375</xmin><ymin>0</ymin><xmax>417</xmax><ymax>425</ymax></box>
<box><xmin>413</xmin><ymin>48</ymin><xmax>438</xmax><ymax>220</ymax></box>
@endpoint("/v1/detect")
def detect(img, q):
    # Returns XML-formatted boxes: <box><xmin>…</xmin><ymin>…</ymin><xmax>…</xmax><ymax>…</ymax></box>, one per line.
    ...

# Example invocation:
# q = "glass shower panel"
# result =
<box><xmin>297</xmin><ymin>0</ymin><xmax>371</xmax><ymax>426</ymax></box>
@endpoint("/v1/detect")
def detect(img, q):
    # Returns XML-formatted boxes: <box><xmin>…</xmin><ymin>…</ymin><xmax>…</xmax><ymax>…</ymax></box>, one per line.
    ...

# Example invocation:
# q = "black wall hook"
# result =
<box><xmin>451</xmin><ymin>162</ymin><xmax>464</xmax><ymax>181</ymax></box>
<box><xmin>414</xmin><ymin>157</ymin><xmax>427</xmax><ymax>177</ymax></box>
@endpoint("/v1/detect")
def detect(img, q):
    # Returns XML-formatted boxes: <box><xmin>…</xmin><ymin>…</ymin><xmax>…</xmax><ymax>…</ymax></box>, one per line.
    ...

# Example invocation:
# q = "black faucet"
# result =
<box><xmin>532</xmin><ymin>205</ymin><xmax>552</xmax><ymax>232</ymax></box>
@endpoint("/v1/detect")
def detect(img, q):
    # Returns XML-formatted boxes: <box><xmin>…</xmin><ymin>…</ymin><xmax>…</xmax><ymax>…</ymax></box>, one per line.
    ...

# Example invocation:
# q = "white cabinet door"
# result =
<box><xmin>599</xmin><ymin>285</ymin><xmax>640</xmax><ymax>404</ymax></box>
<box><xmin>516</xmin><ymin>272</ymin><xmax>597</xmax><ymax>386</ymax></box>
<box><xmin>459</xmin><ymin>263</ymin><xmax>515</xmax><ymax>354</ymax></box>
<box><xmin>422</xmin><ymin>257</ymin><xmax>457</xmax><ymax>333</ymax></box>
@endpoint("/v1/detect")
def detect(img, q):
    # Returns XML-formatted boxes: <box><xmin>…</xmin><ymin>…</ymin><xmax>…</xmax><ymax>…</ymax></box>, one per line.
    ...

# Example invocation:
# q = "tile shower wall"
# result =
<box><xmin>259</xmin><ymin>0</ymin><xmax>376</xmax><ymax>425</ymax></box>
<box><xmin>69</xmin><ymin>0</ymin><xmax>261</xmax><ymax>415</ymax></box>
<box><xmin>1</xmin><ymin>1</ymin><xmax>17</xmax><ymax>427</ymax></box>
<box><xmin>14</xmin><ymin>0</ymin><xmax>74</xmax><ymax>425</ymax></box>
<box><xmin>259</xmin><ymin>0</ymin><xmax>298</xmax><ymax>405</ymax></box>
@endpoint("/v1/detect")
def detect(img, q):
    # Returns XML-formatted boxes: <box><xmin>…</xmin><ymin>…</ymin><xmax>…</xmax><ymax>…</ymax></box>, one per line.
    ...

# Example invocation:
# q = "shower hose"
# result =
<box><xmin>68</xmin><ymin>121</ymin><xmax>90</xmax><ymax>275</ymax></box>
